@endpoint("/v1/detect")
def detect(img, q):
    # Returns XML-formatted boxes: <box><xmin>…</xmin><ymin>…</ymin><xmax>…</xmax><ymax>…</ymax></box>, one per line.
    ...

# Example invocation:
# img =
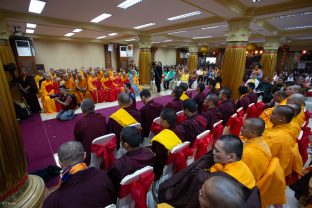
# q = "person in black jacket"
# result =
<box><xmin>154</xmin><ymin>62</ymin><xmax>163</xmax><ymax>93</ymax></box>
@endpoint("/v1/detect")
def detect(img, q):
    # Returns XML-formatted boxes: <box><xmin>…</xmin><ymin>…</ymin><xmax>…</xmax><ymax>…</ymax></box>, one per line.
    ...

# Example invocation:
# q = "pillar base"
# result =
<box><xmin>2</xmin><ymin>175</ymin><xmax>46</xmax><ymax>208</ymax></box>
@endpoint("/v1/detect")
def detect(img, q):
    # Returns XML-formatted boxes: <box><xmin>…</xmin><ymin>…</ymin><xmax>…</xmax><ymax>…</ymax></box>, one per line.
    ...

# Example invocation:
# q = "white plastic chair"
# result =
<box><xmin>190</xmin><ymin>130</ymin><xmax>211</xmax><ymax>164</ymax></box>
<box><xmin>213</xmin><ymin>120</ymin><xmax>223</xmax><ymax>128</ymax></box>
<box><xmin>148</xmin><ymin>117</ymin><xmax>161</xmax><ymax>141</ymax></box>
<box><xmin>89</xmin><ymin>133</ymin><xmax>116</xmax><ymax>168</ymax></box>
<box><xmin>223</xmin><ymin>113</ymin><xmax>237</xmax><ymax>135</ymax></box>
<box><xmin>128</xmin><ymin>122</ymin><xmax>142</xmax><ymax>129</ymax></box>
<box><xmin>298</xmin><ymin>130</ymin><xmax>304</xmax><ymax>141</ymax></box>
<box><xmin>176</xmin><ymin>110</ymin><xmax>184</xmax><ymax>117</ymax></box>
<box><xmin>117</xmin><ymin>166</ymin><xmax>155</xmax><ymax>208</ymax></box>
<box><xmin>236</xmin><ymin>107</ymin><xmax>244</xmax><ymax>118</ymax></box>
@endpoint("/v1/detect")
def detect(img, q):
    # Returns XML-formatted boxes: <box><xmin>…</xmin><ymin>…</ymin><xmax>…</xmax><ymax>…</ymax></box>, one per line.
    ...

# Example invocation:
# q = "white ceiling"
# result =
<box><xmin>0</xmin><ymin>0</ymin><xmax>312</xmax><ymax>50</ymax></box>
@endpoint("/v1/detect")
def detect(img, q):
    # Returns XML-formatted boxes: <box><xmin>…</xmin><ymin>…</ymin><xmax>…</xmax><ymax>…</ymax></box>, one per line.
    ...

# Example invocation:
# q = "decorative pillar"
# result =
<box><xmin>0</xmin><ymin>19</ymin><xmax>45</xmax><ymax>207</ymax></box>
<box><xmin>260</xmin><ymin>37</ymin><xmax>280</xmax><ymax>79</ymax></box>
<box><xmin>222</xmin><ymin>18</ymin><xmax>251</xmax><ymax>99</ymax></box>
<box><xmin>188</xmin><ymin>44</ymin><xmax>198</xmax><ymax>73</ymax></box>
<box><xmin>279</xmin><ymin>45</ymin><xmax>290</xmax><ymax>72</ymax></box>
<box><xmin>138</xmin><ymin>35</ymin><xmax>152</xmax><ymax>85</ymax></box>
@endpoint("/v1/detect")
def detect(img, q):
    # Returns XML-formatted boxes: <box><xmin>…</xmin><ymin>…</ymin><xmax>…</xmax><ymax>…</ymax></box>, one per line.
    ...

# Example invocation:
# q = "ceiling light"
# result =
<box><xmin>167</xmin><ymin>11</ymin><xmax>202</xmax><ymax>21</ymax></box>
<box><xmin>284</xmin><ymin>25</ymin><xmax>312</xmax><ymax>30</ymax></box>
<box><xmin>168</xmin><ymin>31</ymin><xmax>187</xmax><ymax>35</ymax></box>
<box><xmin>151</xmin><ymin>42</ymin><xmax>160</xmax><ymax>44</ymax></box>
<box><xmin>252</xmin><ymin>0</ymin><xmax>262</xmax><ymax>2</ymax></box>
<box><xmin>26</xmin><ymin>23</ymin><xmax>37</xmax><ymax>28</ymax></box>
<box><xmin>202</xmin><ymin>24</ymin><xmax>227</xmax><ymax>30</ymax></box>
<box><xmin>64</xmin><ymin>33</ymin><xmax>74</xmax><ymax>37</ymax></box>
<box><xmin>249</xmin><ymin>40</ymin><xmax>264</xmax><ymax>43</ymax></box>
<box><xmin>193</xmin><ymin>36</ymin><xmax>212</xmax><ymax>39</ymax></box>
<box><xmin>28</xmin><ymin>0</ymin><xmax>46</xmax><ymax>14</ymax></box>
<box><xmin>96</xmin><ymin>36</ymin><xmax>107</xmax><ymax>39</ymax></box>
<box><xmin>26</xmin><ymin>29</ymin><xmax>34</xmax><ymax>34</ymax></box>
<box><xmin>163</xmin><ymin>40</ymin><xmax>172</xmax><ymax>42</ymax></box>
<box><xmin>90</xmin><ymin>13</ymin><xmax>112</xmax><ymax>23</ymax></box>
<box><xmin>117</xmin><ymin>0</ymin><xmax>143</xmax><ymax>9</ymax></box>
<box><xmin>296</xmin><ymin>37</ymin><xmax>312</xmax><ymax>40</ymax></box>
<box><xmin>72</xmin><ymin>29</ymin><xmax>82</xmax><ymax>33</ymax></box>
<box><xmin>272</xmin><ymin>11</ymin><xmax>312</xmax><ymax>19</ymax></box>
<box><xmin>108</xmin><ymin>33</ymin><xmax>118</xmax><ymax>36</ymax></box>
<box><xmin>124</xmin><ymin>38</ymin><xmax>136</xmax><ymax>41</ymax></box>
<box><xmin>133</xmin><ymin>23</ymin><xmax>155</xmax><ymax>29</ymax></box>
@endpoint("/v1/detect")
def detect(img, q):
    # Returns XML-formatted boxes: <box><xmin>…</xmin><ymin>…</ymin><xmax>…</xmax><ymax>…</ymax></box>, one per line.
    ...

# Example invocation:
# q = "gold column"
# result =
<box><xmin>188</xmin><ymin>44</ymin><xmax>198</xmax><ymax>73</ymax></box>
<box><xmin>260</xmin><ymin>37</ymin><xmax>279</xmax><ymax>80</ymax></box>
<box><xmin>222</xmin><ymin>18</ymin><xmax>251</xmax><ymax>99</ymax></box>
<box><xmin>138</xmin><ymin>35</ymin><xmax>152</xmax><ymax>85</ymax></box>
<box><xmin>0</xmin><ymin>22</ymin><xmax>45</xmax><ymax>208</ymax></box>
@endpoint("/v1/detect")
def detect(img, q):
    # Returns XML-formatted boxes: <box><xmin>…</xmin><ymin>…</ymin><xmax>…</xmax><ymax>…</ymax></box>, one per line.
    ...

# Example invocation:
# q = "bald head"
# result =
<box><xmin>287</xmin><ymin>103</ymin><xmax>301</xmax><ymax>117</ymax></box>
<box><xmin>118</xmin><ymin>92</ymin><xmax>130</xmax><ymax>106</ymax></box>
<box><xmin>274</xmin><ymin>90</ymin><xmax>287</xmax><ymax>103</ymax></box>
<box><xmin>199</xmin><ymin>176</ymin><xmax>244</xmax><ymax>208</ymax></box>
<box><xmin>271</xmin><ymin>105</ymin><xmax>294</xmax><ymax>124</ymax></box>
<box><xmin>285</xmin><ymin>85</ymin><xmax>302</xmax><ymax>96</ymax></box>
<box><xmin>58</xmin><ymin>141</ymin><xmax>85</xmax><ymax>168</ymax></box>
<box><xmin>81</xmin><ymin>98</ymin><xmax>95</xmax><ymax>114</ymax></box>
<box><xmin>287</xmin><ymin>93</ymin><xmax>305</xmax><ymax>106</ymax></box>
<box><xmin>242</xmin><ymin>118</ymin><xmax>265</xmax><ymax>138</ymax></box>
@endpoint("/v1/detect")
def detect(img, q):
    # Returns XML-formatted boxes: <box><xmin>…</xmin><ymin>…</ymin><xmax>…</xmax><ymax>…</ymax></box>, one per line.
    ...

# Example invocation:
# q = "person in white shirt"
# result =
<box><xmin>246</xmin><ymin>72</ymin><xmax>259</xmax><ymax>89</ymax></box>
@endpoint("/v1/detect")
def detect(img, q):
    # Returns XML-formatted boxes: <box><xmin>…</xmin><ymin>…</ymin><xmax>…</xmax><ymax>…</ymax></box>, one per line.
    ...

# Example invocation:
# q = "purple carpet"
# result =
<box><xmin>20</xmin><ymin>94</ymin><xmax>173</xmax><ymax>187</ymax></box>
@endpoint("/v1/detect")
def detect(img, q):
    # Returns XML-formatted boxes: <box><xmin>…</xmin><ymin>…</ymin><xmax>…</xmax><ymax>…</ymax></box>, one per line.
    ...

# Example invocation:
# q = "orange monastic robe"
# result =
<box><xmin>64</xmin><ymin>78</ymin><xmax>76</xmax><ymax>94</ymax></box>
<box><xmin>75</xmin><ymin>78</ymin><xmax>93</xmax><ymax>104</ymax></box>
<box><xmin>263</xmin><ymin>123</ymin><xmax>303</xmax><ymax>180</ymax></box>
<box><xmin>41</xmin><ymin>80</ymin><xmax>56</xmax><ymax>113</ymax></box>
<box><xmin>242</xmin><ymin>137</ymin><xmax>286</xmax><ymax>207</ymax></box>
<box><xmin>88</xmin><ymin>77</ymin><xmax>105</xmax><ymax>103</ymax></box>
<box><xmin>112</xmin><ymin>75</ymin><xmax>123</xmax><ymax>96</ymax></box>
<box><xmin>101</xmin><ymin>77</ymin><xmax>116</xmax><ymax>102</ymax></box>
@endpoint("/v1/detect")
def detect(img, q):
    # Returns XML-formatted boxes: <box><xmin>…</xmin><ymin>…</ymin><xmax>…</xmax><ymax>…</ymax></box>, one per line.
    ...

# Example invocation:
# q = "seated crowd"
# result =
<box><xmin>41</xmin><ymin>64</ymin><xmax>312</xmax><ymax>208</ymax></box>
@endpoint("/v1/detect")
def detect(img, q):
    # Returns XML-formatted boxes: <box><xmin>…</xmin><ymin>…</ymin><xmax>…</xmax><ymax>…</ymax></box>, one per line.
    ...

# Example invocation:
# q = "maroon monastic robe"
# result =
<box><xmin>248</xmin><ymin>91</ymin><xmax>258</xmax><ymax>104</ymax></box>
<box><xmin>235</xmin><ymin>94</ymin><xmax>251</xmax><ymax>111</ymax></box>
<box><xmin>201</xmin><ymin>107</ymin><xmax>223</xmax><ymax>130</ymax></box>
<box><xmin>218</xmin><ymin>100</ymin><xmax>235</xmax><ymax>125</ymax></box>
<box><xmin>140</xmin><ymin>100</ymin><xmax>163</xmax><ymax>137</ymax></box>
<box><xmin>193</xmin><ymin>92</ymin><xmax>205</xmax><ymax>114</ymax></box>
<box><xmin>165</xmin><ymin>98</ymin><xmax>183</xmax><ymax>113</ymax></box>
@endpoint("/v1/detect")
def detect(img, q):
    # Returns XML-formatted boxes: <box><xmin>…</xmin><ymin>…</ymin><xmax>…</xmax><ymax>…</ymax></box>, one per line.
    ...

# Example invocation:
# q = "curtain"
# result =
<box><xmin>187</xmin><ymin>53</ymin><xmax>198</xmax><ymax>73</ymax></box>
<box><xmin>221</xmin><ymin>45</ymin><xmax>246</xmax><ymax>100</ymax></box>
<box><xmin>139</xmin><ymin>49</ymin><xmax>152</xmax><ymax>85</ymax></box>
<box><xmin>260</xmin><ymin>51</ymin><xmax>277</xmax><ymax>80</ymax></box>
<box><xmin>0</xmin><ymin>45</ymin><xmax>16</xmax><ymax>65</ymax></box>
<box><xmin>0</xmin><ymin>55</ymin><xmax>27</xmax><ymax>198</ymax></box>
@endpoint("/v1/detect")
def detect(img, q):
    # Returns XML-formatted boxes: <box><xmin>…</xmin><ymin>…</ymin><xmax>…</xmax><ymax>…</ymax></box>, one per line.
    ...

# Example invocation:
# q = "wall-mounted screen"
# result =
<box><xmin>206</xmin><ymin>57</ymin><xmax>216</xmax><ymax>64</ymax></box>
<box><xmin>15</xmin><ymin>40</ymin><xmax>32</xmax><ymax>56</ymax></box>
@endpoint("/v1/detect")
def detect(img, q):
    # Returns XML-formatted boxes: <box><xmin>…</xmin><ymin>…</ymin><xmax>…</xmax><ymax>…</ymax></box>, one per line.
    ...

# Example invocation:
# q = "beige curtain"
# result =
<box><xmin>139</xmin><ymin>48</ymin><xmax>152</xmax><ymax>85</ymax></box>
<box><xmin>187</xmin><ymin>52</ymin><xmax>198</xmax><ymax>73</ymax></box>
<box><xmin>260</xmin><ymin>51</ymin><xmax>277</xmax><ymax>80</ymax></box>
<box><xmin>221</xmin><ymin>45</ymin><xmax>246</xmax><ymax>100</ymax></box>
<box><xmin>0</xmin><ymin>55</ymin><xmax>27</xmax><ymax>198</ymax></box>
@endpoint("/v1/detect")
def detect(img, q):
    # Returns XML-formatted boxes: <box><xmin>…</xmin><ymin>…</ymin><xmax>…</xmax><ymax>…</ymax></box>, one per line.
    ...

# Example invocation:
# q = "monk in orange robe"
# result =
<box><xmin>241</xmin><ymin>118</ymin><xmax>286</xmax><ymax>207</ymax></box>
<box><xmin>88</xmin><ymin>72</ymin><xmax>105</xmax><ymax>103</ymax></box>
<box><xmin>41</xmin><ymin>74</ymin><xmax>56</xmax><ymax>113</ymax></box>
<box><xmin>111</xmin><ymin>71</ymin><xmax>123</xmax><ymax>96</ymax></box>
<box><xmin>61</xmin><ymin>74</ymin><xmax>75</xmax><ymax>95</ymax></box>
<box><xmin>75</xmin><ymin>74</ymin><xmax>93</xmax><ymax>104</ymax></box>
<box><xmin>263</xmin><ymin>105</ymin><xmax>303</xmax><ymax>184</ymax></box>
<box><xmin>287</xmin><ymin>93</ymin><xmax>306</xmax><ymax>126</ymax></box>
<box><xmin>121</xmin><ymin>72</ymin><xmax>130</xmax><ymax>86</ymax></box>
<box><xmin>101</xmin><ymin>72</ymin><xmax>116</xmax><ymax>102</ymax></box>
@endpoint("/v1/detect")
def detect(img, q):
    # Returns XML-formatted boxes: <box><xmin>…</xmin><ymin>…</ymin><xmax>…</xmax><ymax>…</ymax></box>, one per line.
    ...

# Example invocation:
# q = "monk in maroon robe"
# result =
<box><xmin>174</xmin><ymin>99</ymin><xmax>207</xmax><ymax>146</ymax></box>
<box><xmin>139</xmin><ymin>89</ymin><xmax>163</xmax><ymax>137</ymax></box>
<box><xmin>193</xmin><ymin>83</ymin><xmax>206</xmax><ymax>114</ymax></box>
<box><xmin>19</xmin><ymin>68</ymin><xmax>41</xmax><ymax>113</ymax></box>
<box><xmin>43</xmin><ymin>141</ymin><xmax>115</xmax><ymax>208</ymax></box>
<box><xmin>201</xmin><ymin>94</ymin><xmax>223</xmax><ymax>130</ymax></box>
<box><xmin>74</xmin><ymin>99</ymin><xmax>107</xmax><ymax>165</ymax></box>
<box><xmin>107</xmin><ymin>93</ymin><xmax>141</xmax><ymax>149</ymax></box>
<box><xmin>165</xmin><ymin>86</ymin><xmax>183</xmax><ymax>113</ymax></box>
<box><xmin>247</xmin><ymin>82</ymin><xmax>258</xmax><ymax>104</ymax></box>
<box><xmin>108</xmin><ymin>127</ymin><xmax>154</xmax><ymax>191</ymax></box>
<box><xmin>235</xmin><ymin>86</ymin><xmax>251</xmax><ymax>111</ymax></box>
<box><xmin>218</xmin><ymin>88</ymin><xmax>235</xmax><ymax>125</ymax></box>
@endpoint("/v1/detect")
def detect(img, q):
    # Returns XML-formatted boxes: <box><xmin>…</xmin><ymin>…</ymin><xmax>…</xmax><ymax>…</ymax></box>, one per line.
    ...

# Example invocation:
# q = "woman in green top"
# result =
<box><xmin>163</xmin><ymin>66</ymin><xmax>175</xmax><ymax>90</ymax></box>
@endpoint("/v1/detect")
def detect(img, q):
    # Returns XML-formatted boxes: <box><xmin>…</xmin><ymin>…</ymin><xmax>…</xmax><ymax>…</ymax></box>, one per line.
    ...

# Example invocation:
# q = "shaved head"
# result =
<box><xmin>287</xmin><ymin>93</ymin><xmax>305</xmax><ymax>106</ymax></box>
<box><xmin>287</xmin><ymin>103</ymin><xmax>301</xmax><ymax>117</ymax></box>
<box><xmin>272</xmin><ymin>105</ymin><xmax>294</xmax><ymax>124</ymax></box>
<box><xmin>285</xmin><ymin>85</ymin><xmax>302</xmax><ymax>96</ymax></box>
<box><xmin>118</xmin><ymin>92</ymin><xmax>130</xmax><ymax>106</ymax></box>
<box><xmin>199</xmin><ymin>176</ymin><xmax>244</xmax><ymax>208</ymax></box>
<box><xmin>243</xmin><ymin>118</ymin><xmax>265</xmax><ymax>137</ymax></box>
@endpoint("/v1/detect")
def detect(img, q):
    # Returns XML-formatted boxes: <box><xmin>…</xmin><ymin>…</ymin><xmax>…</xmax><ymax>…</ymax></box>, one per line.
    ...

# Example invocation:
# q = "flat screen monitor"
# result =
<box><xmin>206</xmin><ymin>57</ymin><xmax>216</xmax><ymax>64</ymax></box>
<box><xmin>15</xmin><ymin>40</ymin><xmax>32</xmax><ymax>56</ymax></box>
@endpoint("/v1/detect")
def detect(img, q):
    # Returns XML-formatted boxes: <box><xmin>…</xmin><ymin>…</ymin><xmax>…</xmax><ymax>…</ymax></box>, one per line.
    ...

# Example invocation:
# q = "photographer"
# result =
<box><xmin>54</xmin><ymin>86</ymin><xmax>77</xmax><ymax>121</ymax></box>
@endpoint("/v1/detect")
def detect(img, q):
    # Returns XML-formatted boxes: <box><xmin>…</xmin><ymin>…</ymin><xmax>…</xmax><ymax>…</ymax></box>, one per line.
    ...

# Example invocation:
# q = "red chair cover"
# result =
<box><xmin>246</xmin><ymin>105</ymin><xmax>257</xmax><ymax>118</ymax></box>
<box><xmin>226</xmin><ymin>116</ymin><xmax>243</xmax><ymax>137</ymax></box>
<box><xmin>237</xmin><ymin>109</ymin><xmax>244</xmax><ymax>118</ymax></box>
<box><xmin>304</xmin><ymin>111</ymin><xmax>311</xmax><ymax>125</ymax></box>
<box><xmin>306</xmin><ymin>91</ymin><xmax>312</xmax><ymax>97</ymax></box>
<box><xmin>150</xmin><ymin>122</ymin><xmax>163</xmax><ymax>135</ymax></box>
<box><xmin>176</xmin><ymin>113</ymin><xmax>187</xmax><ymax>125</ymax></box>
<box><xmin>119</xmin><ymin>171</ymin><xmax>155</xmax><ymax>208</ymax></box>
<box><xmin>298</xmin><ymin>125</ymin><xmax>311</xmax><ymax>164</ymax></box>
<box><xmin>91</xmin><ymin>137</ymin><xmax>116</xmax><ymax>170</ymax></box>
<box><xmin>256</xmin><ymin>102</ymin><xmax>265</xmax><ymax>117</ymax></box>
<box><xmin>167</xmin><ymin>147</ymin><xmax>193</xmax><ymax>173</ymax></box>
<box><xmin>212</xmin><ymin>124</ymin><xmax>224</xmax><ymax>143</ymax></box>
<box><xmin>192</xmin><ymin>134</ymin><xmax>213</xmax><ymax>160</ymax></box>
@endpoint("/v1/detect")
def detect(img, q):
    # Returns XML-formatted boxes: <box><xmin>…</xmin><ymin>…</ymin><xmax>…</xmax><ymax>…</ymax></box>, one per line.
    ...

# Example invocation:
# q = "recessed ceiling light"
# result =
<box><xmin>26</xmin><ymin>29</ymin><xmax>35</xmax><ymax>34</ymax></box>
<box><xmin>26</xmin><ymin>23</ymin><xmax>37</xmax><ymax>28</ymax></box>
<box><xmin>117</xmin><ymin>0</ymin><xmax>143</xmax><ymax>9</ymax></box>
<box><xmin>167</xmin><ymin>11</ymin><xmax>202</xmax><ymax>21</ymax></box>
<box><xmin>72</xmin><ymin>29</ymin><xmax>82</xmax><ymax>33</ymax></box>
<box><xmin>193</xmin><ymin>36</ymin><xmax>212</xmax><ymax>39</ymax></box>
<box><xmin>151</xmin><ymin>41</ymin><xmax>160</xmax><ymax>44</ymax></box>
<box><xmin>252</xmin><ymin>0</ymin><xmax>262</xmax><ymax>3</ymax></box>
<box><xmin>64</xmin><ymin>32</ymin><xmax>75</xmax><ymax>37</ymax></box>
<box><xmin>284</xmin><ymin>25</ymin><xmax>312</xmax><ymax>30</ymax></box>
<box><xmin>133</xmin><ymin>23</ymin><xmax>155</xmax><ymax>29</ymax></box>
<box><xmin>28</xmin><ymin>0</ymin><xmax>46</xmax><ymax>14</ymax></box>
<box><xmin>201</xmin><ymin>24</ymin><xmax>227</xmax><ymax>30</ymax></box>
<box><xmin>124</xmin><ymin>38</ymin><xmax>136</xmax><ymax>41</ymax></box>
<box><xmin>272</xmin><ymin>11</ymin><xmax>312</xmax><ymax>19</ymax></box>
<box><xmin>108</xmin><ymin>33</ymin><xmax>118</xmax><ymax>36</ymax></box>
<box><xmin>90</xmin><ymin>13</ymin><xmax>112</xmax><ymax>23</ymax></box>
<box><xmin>168</xmin><ymin>31</ymin><xmax>187</xmax><ymax>35</ymax></box>
<box><xmin>249</xmin><ymin>40</ymin><xmax>264</xmax><ymax>43</ymax></box>
<box><xmin>163</xmin><ymin>39</ymin><xmax>172</xmax><ymax>42</ymax></box>
<box><xmin>96</xmin><ymin>36</ymin><xmax>107</xmax><ymax>39</ymax></box>
<box><xmin>296</xmin><ymin>37</ymin><xmax>312</xmax><ymax>40</ymax></box>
